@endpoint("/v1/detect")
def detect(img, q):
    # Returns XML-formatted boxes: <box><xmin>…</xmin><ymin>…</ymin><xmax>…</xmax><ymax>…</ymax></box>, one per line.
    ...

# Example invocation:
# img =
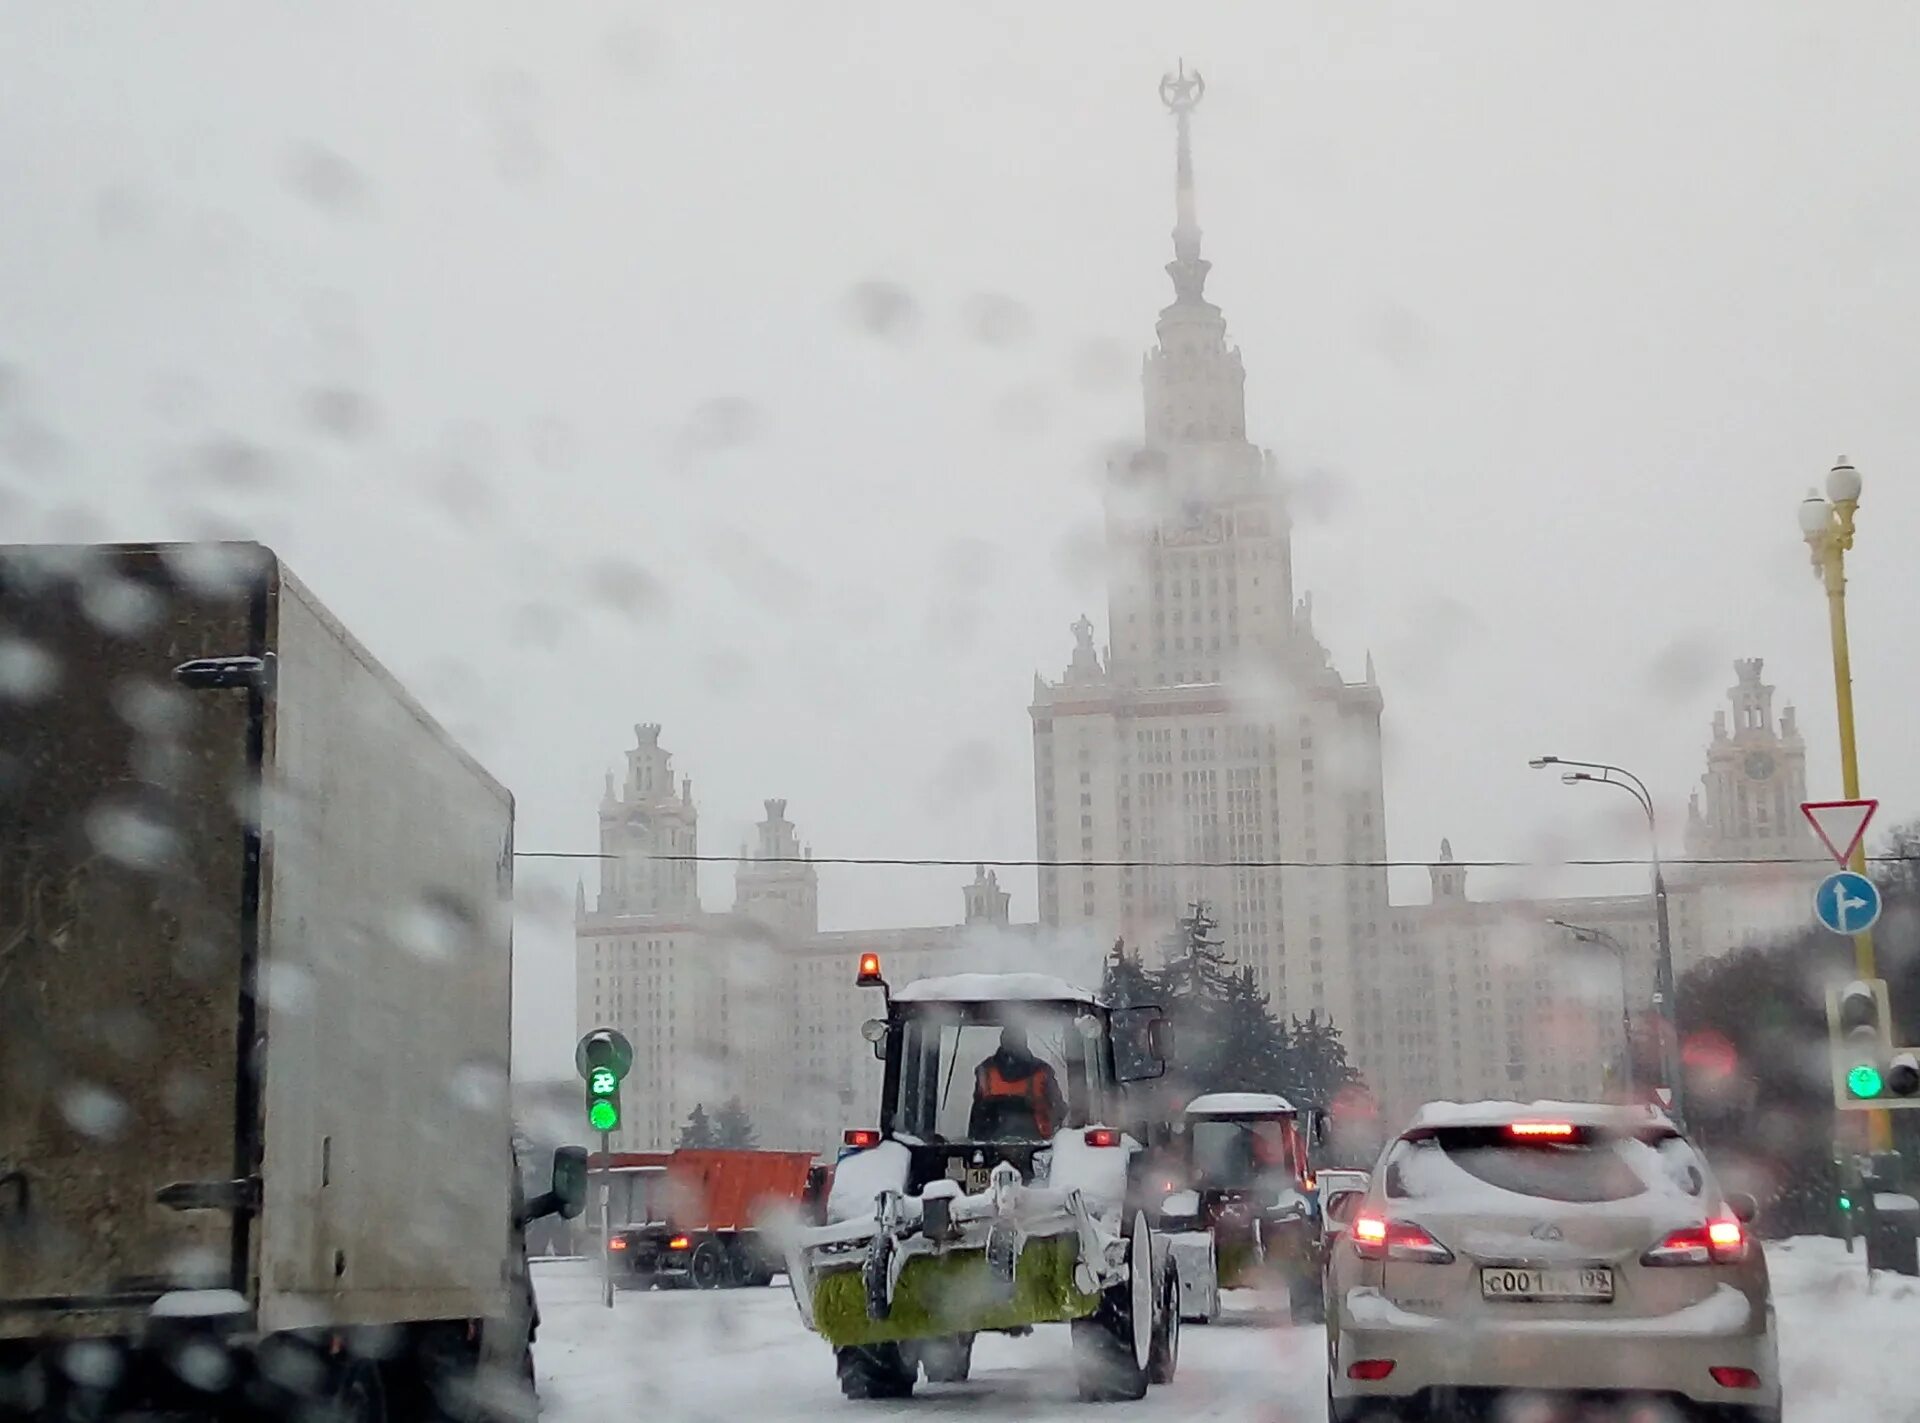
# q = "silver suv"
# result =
<box><xmin>1325</xmin><ymin>1101</ymin><xmax>1779</xmax><ymax>1422</ymax></box>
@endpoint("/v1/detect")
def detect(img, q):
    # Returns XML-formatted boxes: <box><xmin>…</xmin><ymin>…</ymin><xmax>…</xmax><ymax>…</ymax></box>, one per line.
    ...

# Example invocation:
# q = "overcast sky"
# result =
<box><xmin>6</xmin><ymin>3</ymin><xmax>1919</xmax><ymax>1078</ymax></box>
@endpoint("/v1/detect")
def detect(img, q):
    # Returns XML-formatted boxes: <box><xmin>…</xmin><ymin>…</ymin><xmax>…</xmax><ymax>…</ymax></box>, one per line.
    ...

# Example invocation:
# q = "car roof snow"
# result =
<box><xmin>1185</xmin><ymin>1092</ymin><xmax>1296</xmax><ymax>1116</ymax></box>
<box><xmin>1404</xmin><ymin>1099</ymin><xmax>1676</xmax><ymax>1134</ymax></box>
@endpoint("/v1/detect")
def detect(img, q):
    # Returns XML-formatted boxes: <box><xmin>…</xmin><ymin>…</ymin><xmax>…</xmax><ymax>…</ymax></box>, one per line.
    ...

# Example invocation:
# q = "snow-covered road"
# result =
<box><xmin>532</xmin><ymin>1238</ymin><xmax>1915</xmax><ymax>1421</ymax></box>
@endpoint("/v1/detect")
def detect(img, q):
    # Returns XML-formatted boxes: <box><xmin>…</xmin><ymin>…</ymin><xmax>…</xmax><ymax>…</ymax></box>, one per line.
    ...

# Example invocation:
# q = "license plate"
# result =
<box><xmin>1480</xmin><ymin>1266</ymin><xmax>1613</xmax><ymax>1302</ymax></box>
<box><xmin>965</xmin><ymin>1166</ymin><xmax>993</xmax><ymax>1192</ymax></box>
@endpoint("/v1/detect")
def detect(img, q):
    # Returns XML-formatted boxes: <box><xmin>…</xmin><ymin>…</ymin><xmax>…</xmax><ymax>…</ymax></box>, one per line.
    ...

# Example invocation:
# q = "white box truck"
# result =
<box><xmin>0</xmin><ymin>542</ymin><xmax>583</xmax><ymax>1420</ymax></box>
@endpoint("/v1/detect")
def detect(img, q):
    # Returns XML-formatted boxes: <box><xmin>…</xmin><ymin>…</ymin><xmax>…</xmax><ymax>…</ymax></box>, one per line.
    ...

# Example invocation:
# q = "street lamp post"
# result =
<box><xmin>1529</xmin><ymin>754</ymin><xmax>1683</xmax><ymax>1124</ymax></box>
<box><xmin>1800</xmin><ymin>457</ymin><xmax>1889</xmax><ymax>1153</ymax></box>
<box><xmin>1549</xmin><ymin>919</ymin><xmax>1634</xmax><ymax>1101</ymax></box>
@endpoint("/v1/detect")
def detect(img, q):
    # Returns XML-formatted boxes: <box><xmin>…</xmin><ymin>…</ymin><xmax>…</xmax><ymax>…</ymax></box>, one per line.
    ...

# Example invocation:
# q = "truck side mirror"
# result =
<box><xmin>862</xmin><ymin>1018</ymin><xmax>888</xmax><ymax>1061</ymax></box>
<box><xmin>1112</xmin><ymin>1007</ymin><xmax>1169</xmax><ymax>1082</ymax></box>
<box><xmin>526</xmin><ymin>1145</ymin><xmax>589</xmax><ymax>1223</ymax></box>
<box><xmin>1311</xmin><ymin>1110</ymin><xmax>1329</xmax><ymax>1146</ymax></box>
<box><xmin>1726</xmin><ymin>1190</ymin><xmax>1759</xmax><ymax>1225</ymax></box>
<box><xmin>1325</xmin><ymin>1189</ymin><xmax>1363</xmax><ymax>1225</ymax></box>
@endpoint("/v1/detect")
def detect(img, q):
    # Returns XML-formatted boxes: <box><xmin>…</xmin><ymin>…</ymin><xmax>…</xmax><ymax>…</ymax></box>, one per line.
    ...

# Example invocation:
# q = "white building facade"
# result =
<box><xmin>1029</xmin><ymin>75</ymin><xmax>1392</xmax><ymax>1078</ymax></box>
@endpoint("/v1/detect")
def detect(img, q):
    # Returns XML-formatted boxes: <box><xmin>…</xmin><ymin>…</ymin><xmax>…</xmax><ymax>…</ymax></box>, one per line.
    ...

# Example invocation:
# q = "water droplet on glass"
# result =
<box><xmin>79</xmin><ymin>573</ymin><xmax>163</xmax><ymax>635</ymax></box>
<box><xmin>61</xmin><ymin>1341</ymin><xmax>123</xmax><ymax>1390</ymax></box>
<box><xmin>169</xmin><ymin>1340</ymin><xmax>232</xmax><ymax>1393</ymax></box>
<box><xmin>285</xmin><ymin>144</ymin><xmax>370</xmax><ymax>215</ymax></box>
<box><xmin>584</xmin><ymin>559</ymin><xmax>666</xmax><ymax>621</ymax></box>
<box><xmin>162</xmin><ymin>1069</ymin><xmax>210</xmax><ymax>1118</ymax></box>
<box><xmin>842</xmin><ymin>281</ymin><xmax>920</xmax><ymax>342</ymax></box>
<box><xmin>679</xmin><ymin>396</ymin><xmax>766</xmax><ymax>451</ymax></box>
<box><xmin>60</xmin><ymin>1084</ymin><xmax>129</xmax><ymax>1140</ymax></box>
<box><xmin>303</xmin><ymin>386</ymin><xmax>379</xmax><ymax>442</ymax></box>
<box><xmin>159</xmin><ymin>541</ymin><xmax>271</xmax><ymax>595</ymax></box>
<box><xmin>390</xmin><ymin>895</ymin><xmax>471</xmax><ymax>961</ymax></box>
<box><xmin>963</xmin><ymin>292</ymin><xmax>1032</xmax><ymax>348</ymax></box>
<box><xmin>449</xmin><ymin>1060</ymin><xmax>509</xmax><ymax>1112</ymax></box>
<box><xmin>112</xmin><ymin>677</ymin><xmax>192</xmax><ymax>737</ymax></box>
<box><xmin>262</xmin><ymin>962</ymin><xmax>315</xmax><ymax>1015</ymax></box>
<box><xmin>85</xmin><ymin>799</ymin><xmax>180</xmax><ymax>869</ymax></box>
<box><xmin>0</xmin><ymin>636</ymin><xmax>58</xmax><ymax>702</ymax></box>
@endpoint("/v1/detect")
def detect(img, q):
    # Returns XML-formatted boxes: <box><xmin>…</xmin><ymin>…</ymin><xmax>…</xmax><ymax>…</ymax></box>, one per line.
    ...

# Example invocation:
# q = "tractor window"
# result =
<box><xmin>1191</xmin><ymin>1119</ymin><xmax>1300</xmax><ymax>1188</ymax></box>
<box><xmin>890</xmin><ymin>1004</ymin><xmax>1089</xmax><ymax>1142</ymax></box>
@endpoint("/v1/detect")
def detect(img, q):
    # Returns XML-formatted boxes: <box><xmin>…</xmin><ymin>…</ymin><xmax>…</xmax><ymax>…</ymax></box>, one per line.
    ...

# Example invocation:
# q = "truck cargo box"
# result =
<box><xmin>0</xmin><ymin>543</ymin><xmax>515</xmax><ymax>1341</ymax></box>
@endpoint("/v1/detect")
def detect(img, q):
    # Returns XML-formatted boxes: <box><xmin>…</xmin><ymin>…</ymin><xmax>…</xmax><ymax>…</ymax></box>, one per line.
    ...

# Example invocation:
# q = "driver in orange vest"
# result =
<box><xmin>968</xmin><ymin>1025</ymin><xmax>1067</xmax><ymax>1141</ymax></box>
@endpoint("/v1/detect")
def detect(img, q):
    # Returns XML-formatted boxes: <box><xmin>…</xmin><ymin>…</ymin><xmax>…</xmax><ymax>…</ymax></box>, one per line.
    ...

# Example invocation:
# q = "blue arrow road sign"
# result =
<box><xmin>1815</xmin><ymin>871</ymin><xmax>1882</xmax><ymax>936</ymax></box>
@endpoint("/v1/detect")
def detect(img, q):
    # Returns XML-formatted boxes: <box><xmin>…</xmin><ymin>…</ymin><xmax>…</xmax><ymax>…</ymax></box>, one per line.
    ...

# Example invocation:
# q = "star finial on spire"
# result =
<box><xmin>1158</xmin><ymin>61</ymin><xmax>1210</xmax><ymax>302</ymax></box>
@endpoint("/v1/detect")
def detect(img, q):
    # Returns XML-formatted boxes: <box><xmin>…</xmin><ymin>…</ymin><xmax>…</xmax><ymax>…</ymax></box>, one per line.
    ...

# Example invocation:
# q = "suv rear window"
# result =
<box><xmin>1384</xmin><ymin>1127</ymin><xmax>1705</xmax><ymax>1205</ymax></box>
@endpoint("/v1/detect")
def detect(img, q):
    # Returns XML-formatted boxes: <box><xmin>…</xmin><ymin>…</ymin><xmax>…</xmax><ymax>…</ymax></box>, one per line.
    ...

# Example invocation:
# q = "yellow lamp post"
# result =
<box><xmin>1799</xmin><ymin>457</ymin><xmax>1887</xmax><ymax>1151</ymax></box>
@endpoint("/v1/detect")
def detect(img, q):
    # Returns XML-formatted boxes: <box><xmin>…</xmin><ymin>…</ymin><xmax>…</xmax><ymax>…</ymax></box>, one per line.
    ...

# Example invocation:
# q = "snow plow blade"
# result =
<box><xmin>813</xmin><ymin>1235</ymin><xmax>1100</xmax><ymax>1348</ymax></box>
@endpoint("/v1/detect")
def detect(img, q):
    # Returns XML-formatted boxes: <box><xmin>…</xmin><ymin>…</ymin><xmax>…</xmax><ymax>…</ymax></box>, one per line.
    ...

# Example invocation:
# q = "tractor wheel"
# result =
<box><xmin>1071</xmin><ymin>1213</ymin><xmax>1153</xmax><ymax>1401</ymax></box>
<box><xmin>1148</xmin><ymin>1261</ymin><xmax>1181</xmax><ymax>1384</ymax></box>
<box><xmin>836</xmin><ymin>1344</ymin><xmax>916</xmax><ymax>1399</ymax></box>
<box><xmin>917</xmin><ymin>1334</ymin><xmax>974</xmax><ymax>1383</ymax></box>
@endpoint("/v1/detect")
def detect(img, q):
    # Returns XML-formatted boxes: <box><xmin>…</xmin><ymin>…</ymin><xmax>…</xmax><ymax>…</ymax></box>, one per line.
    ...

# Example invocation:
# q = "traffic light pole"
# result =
<box><xmin>600</xmin><ymin>1128</ymin><xmax>613</xmax><ymax>1310</ymax></box>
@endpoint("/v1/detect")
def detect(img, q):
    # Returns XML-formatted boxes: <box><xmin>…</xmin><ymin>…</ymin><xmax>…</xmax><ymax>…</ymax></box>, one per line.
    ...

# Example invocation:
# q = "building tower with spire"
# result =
<box><xmin>1030</xmin><ymin>66</ymin><xmax>1392</xmax><ymax>1082</ymax></box>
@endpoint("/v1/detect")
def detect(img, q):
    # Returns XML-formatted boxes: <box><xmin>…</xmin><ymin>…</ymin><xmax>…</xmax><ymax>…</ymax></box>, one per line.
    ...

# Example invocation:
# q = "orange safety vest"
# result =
<box><xmin>976</xmin><ymin>1060</ymin><xmax>1058</xmax><ymax>1137</ymax></box>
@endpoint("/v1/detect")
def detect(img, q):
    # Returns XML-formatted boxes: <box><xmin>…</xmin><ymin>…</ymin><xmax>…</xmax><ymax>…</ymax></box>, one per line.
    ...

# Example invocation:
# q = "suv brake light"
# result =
<box><xmin>1643</xmin><ymin>1216</ymin><xmax>1747</xmax><ymax>1265</ymax></box>
<box><xmin>1350</xmin><ymin>1215</ymin><xmax>1454</xmax><ymax>1264</ymax></box>
<box><xmin>844</xmin><ymin>1128</ymin><xmax>881</xmax><ymax>1149</ymax></box>
<box><xmin>1085</xmin><ymin>1127</ymin><xmax>1120</xmax><ymax>1148</ymax></box>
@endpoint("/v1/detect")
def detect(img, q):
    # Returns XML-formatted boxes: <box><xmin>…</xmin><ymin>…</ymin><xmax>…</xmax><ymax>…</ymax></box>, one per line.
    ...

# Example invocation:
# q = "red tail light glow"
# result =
<box><xmin>1508</xmin><ymin>1122</ymin><xmax>1577</xmax><ymax>1139</ymax></box>
<box><xmin>1347</xmin><ymin>1360</ymin><xmax>1396</xmax><ymax>1381</ymax></box>
<box><xmin>1085</xmin><ymin>1127</ymin><xmax>1121</xmax><ymax>1148</ymax></box>
<box><xmin>1349</xmin><ymin>1215</ymin><xmax>1452</xmax><ymax>1263</ymax></box>
<box><xmin>1709</xmin><ymin>1367</ymin><xmax>1761</xmax><ymax>1390</ymax></box>
<box><xmin>667</xmin><ymin>1235</ymin><xmax>691</xmax><ymax>1251</ymax></box>
<box><xmin>1644</xmin><ymin>1217</ymin><xmax>1746</xmax><ymax>1266</ymax></box>
<box><xmin>609</xmin><ymin>1236</ymin><xmax>628</xmax><ymax>1251</ymax></box>
<box><xmin>843</xmin><ymin>1128</ymin><xmax>881</xmax><ymax>1149</ymax></box>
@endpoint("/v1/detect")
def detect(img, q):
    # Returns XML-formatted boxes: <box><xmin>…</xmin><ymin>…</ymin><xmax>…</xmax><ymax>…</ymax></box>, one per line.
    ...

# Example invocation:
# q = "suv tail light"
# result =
<box><xmin>1643</xmin><ymin>1216</ymin><xmax>1747</xmax><ymax>1266</ymax></box>
<box><xmin>1085</xmin><ymin>1127</ymin><xmax>1120</xmax><ymax>1148</ymax></box>
<box><xmin>1350</xmin><ymin>1216</ymin><xmax>1454</xmax><ymax>1264</ymax></box>
<box><xmin>844</xmin><ymin>1128</ymin><xmax>881</xmax><ymax>1149</ymax></box>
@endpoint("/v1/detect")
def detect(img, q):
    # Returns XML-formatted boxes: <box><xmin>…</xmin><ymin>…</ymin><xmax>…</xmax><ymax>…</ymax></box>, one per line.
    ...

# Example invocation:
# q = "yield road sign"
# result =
<box><xmin>1815</xmin><ymin>871</ymin><xmax>1882</xmax><ymax>936</ymax></box>
<box><xmin>1802</xmin><ymin>799</ymin><xmax>1878</xmax><ymax>865</ymax></box>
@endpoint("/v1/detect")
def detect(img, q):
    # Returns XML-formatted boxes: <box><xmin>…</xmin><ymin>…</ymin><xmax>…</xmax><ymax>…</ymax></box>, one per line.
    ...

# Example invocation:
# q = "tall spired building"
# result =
<box><xmin>1030</xmin><ymin>69</ymin><xmax>1391</xmax><ymax>1070</ymax></box>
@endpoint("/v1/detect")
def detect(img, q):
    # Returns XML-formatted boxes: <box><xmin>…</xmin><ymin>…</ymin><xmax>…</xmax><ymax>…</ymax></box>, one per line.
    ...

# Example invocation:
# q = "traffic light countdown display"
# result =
<box><xmin>576</xmin><ymin>1027</ymin><xmax>635</xmax><ymax>1134</ymax></box>
<box><xmin>1826</xmin><ymin>979</ymin><xmax>1920</xmax><ymax>1109</ymax></box>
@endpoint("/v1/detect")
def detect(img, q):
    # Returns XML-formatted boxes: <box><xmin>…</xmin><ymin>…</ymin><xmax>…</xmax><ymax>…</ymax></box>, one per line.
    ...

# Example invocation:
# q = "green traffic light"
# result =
<box><xmin>1839</xmin><ymin>1194</ymin><xmax>1853</xmax><ymax>1212</ymax></box>
<box><xmin>588</xmin><ymin>1099</ymin><xmax>619</xmax><ymax>1132</ymax></box>
<box><xmin>1848</xmin><ymin>1063</ymin><xmax>1885</xmax><ymax>1099</ymax></box>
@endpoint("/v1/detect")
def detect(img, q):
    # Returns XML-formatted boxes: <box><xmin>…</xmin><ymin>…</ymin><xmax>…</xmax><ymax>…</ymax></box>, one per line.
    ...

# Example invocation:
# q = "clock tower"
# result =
<box><xmin>1684</xmin><ymin>659</ymin><xmax>1813</xmax><ymax>863</ymax></box>
<box><xmin>596</xmin><ymin>722</ymin><xmax>700</xmax><ymax>916</ymax></box>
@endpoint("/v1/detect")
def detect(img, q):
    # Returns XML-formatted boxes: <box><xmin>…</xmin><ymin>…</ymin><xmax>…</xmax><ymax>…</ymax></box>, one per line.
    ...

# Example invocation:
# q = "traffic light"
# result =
<box><xmin>576</xmin><ymin>1027</ymin><xmax>634</xmax><ymax>1134</ymax></box>
<box><xmin>1825</xmin><ymin>980</ymin><xmax>1920</xmax><ymax>1109</ymax></box>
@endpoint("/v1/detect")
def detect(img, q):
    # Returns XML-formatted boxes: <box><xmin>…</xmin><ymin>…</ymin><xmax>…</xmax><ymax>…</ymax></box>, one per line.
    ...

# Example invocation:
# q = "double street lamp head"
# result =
<box><xmin>1800</xmin><ymin>458</ymin><xmax>1863</xmax><ymax>543</ymax></box>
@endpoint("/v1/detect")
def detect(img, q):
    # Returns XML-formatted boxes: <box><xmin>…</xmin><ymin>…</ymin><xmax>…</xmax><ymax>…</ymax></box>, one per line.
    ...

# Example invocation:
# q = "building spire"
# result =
<box><xmin>1159</xmin><ymin>61</ymin><xmax>1210</xmax><ymax>303</ymax></box>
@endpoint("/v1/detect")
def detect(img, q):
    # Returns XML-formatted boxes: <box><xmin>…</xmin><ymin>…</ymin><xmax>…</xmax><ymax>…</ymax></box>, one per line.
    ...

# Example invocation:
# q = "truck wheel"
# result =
<box><xmin>1148</xmin><ymin>1264</ymin><xmax>1181</xmax><ymax>1384</ymax></box>
<box><xmin>1071</xmin><ymin>1215</ymin><xmax>1152</xmax><ymax>1402</ymax></box>
<box><xmin>917</xmin><ymin>1333</ymin><xmax>974</xmax><ymax>1383</ymax></box>
<box><xmin>690</xmin><ymin>1240</ymin><xmax>731</xmax><ymax>1290</ymax></box>
<box><xmin>836</xmin><ymin>1344</ymin><xmax>916</xmax><ymax>1399</ymax></box>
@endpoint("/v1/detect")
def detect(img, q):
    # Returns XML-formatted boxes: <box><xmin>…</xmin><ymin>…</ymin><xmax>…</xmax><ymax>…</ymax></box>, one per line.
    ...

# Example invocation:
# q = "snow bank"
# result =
<box><xmin>1186</xmin><ymin>1092</ymin><xmax>1295</xmax><ymax>1116</ymax></box>
<box><xmin>825</xmin><ymin>1140</ymin><xmax>910</xmax><ymax>1223</ymax></box>
<box><xmin>893</xmin><ymin>972</ymin><xmax>1097</xmax><ymax>1004</ymax></box>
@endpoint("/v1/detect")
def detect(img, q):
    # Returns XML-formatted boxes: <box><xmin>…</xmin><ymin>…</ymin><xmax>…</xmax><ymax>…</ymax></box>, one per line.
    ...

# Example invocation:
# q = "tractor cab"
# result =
<box><xmin>1179</xmin><ymin>1092</ymin><xmax>1328</xmax><ymax>1321</ymax></box>
<box><xmin>853</xmin><ymin>957</ymin><xmax>1168</xmax><ymax>1199</ymax></box>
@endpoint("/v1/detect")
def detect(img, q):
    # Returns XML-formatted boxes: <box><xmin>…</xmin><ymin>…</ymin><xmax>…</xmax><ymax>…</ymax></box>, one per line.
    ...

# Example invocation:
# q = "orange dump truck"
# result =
<box><xmin>596</xmin><ymin>1150</ymin><xmax>831</xmax><ymax>1289</ymax></box>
